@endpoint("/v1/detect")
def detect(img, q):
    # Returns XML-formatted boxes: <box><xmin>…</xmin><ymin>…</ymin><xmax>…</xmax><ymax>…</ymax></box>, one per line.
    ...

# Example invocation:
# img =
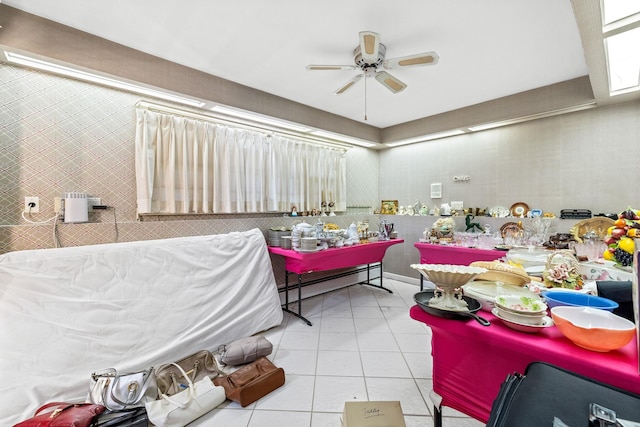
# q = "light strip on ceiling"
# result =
<box><xmin>468</xmin><ymin>102</ymin><xmax>597</xmax><ymax>131</ymax></box>
<box><xmin>3</xmin><ymin>51</ymin><xmax>206</xmax><ymax>108</ymax></box>
<box><xmin>309</xmin><ymin>130</ymin><xmax>378</xmax><ymax>148</ymax></box>
<box><xmin>210</xmin><ymin>105</ymin><xmax>313</xmax><ymax>133</ymax></box>
<box><xmin>384</xmin><ymin>129</ymin><xmax>466</xmax><ymax>147</ymax></box>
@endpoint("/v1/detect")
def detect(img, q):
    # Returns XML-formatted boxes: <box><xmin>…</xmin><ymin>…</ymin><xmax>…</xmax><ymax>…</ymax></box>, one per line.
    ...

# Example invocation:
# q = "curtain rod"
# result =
<box><xmin>135</xmin><ymin>100</ymin><xmax>350</xmax><ymax>152</ymax></box>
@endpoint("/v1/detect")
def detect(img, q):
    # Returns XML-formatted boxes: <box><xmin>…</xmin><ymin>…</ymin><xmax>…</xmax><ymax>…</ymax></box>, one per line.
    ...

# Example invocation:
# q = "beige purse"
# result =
<box><xmin>155</xmin><ymin>350</ymin><xmax>222</xmax><ymax>396</ymax></box>
<box><xmin>218</xmin><ymin>335</ymin><xmax>273</xmax><ymax>366</ymax></box>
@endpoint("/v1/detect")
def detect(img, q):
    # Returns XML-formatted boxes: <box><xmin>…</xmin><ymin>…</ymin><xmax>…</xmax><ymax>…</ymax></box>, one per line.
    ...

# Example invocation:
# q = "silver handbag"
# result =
<box><xmin>89</xmin><ymin>367</ymin><xmax>158</xmax><ymax>411</ymax></box>
<box><xmin>218</xmin><ymin>335</ymin><xmax>273</xmax><ymax>366</ymax></box>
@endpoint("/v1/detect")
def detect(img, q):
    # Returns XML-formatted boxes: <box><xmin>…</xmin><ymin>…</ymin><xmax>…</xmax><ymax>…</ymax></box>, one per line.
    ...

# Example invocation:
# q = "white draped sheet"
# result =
<box><xmin>0</xmin><ymin>228</ymin><xmax>283</xmax><ymax>425</ymax></box>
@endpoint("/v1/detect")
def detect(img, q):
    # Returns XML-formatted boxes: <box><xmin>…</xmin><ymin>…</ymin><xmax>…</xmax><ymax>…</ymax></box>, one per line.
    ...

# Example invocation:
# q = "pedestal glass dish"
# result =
<box><xmin>411</xmin><ymin>264</ymin><xmax>487</xmax><ymax>311</ymax></box>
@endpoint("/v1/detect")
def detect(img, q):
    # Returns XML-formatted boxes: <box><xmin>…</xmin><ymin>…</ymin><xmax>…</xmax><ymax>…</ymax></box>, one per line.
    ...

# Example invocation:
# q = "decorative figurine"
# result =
<box><xmin>465</xmin><ymin>214</ymin><xmax>484</xmax><ymax>232</ymax></box>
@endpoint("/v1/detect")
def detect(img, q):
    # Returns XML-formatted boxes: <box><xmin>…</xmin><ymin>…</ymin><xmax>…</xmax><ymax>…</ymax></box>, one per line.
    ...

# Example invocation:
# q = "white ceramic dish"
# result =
<box><xmin>492</xmin><ymin>308</ymin><xmax>553</xmax><ymax>333</ymax></box>
<box><xmin>495</xmin><ymin>294</ymin><xmax>547</xmax><ymax>314</ymax></box>
<box><xmin>293</xmin><ymin>247</ymin><xmax>323</xmax><ymax>253</ymax></box>
<box><xmin>462</xmin><ymin>280</ymin><xmax>540</xmax><ymax>312</ymax></box>
<box><xmin>494</xmin><ymin>306</ymin><xmax>547</xmax><ymax>325</ymax></box>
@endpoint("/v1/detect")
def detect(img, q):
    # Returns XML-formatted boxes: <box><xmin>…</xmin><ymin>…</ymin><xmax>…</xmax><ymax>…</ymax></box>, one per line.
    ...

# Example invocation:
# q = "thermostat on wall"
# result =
<box><xmin>430</xmin><ymin>183</ymin><xmax>442</xmax><ymax>199</ymax></box>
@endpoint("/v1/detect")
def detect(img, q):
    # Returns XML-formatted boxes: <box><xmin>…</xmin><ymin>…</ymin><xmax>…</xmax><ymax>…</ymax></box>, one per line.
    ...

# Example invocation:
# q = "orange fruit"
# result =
<box><xmin>615</xmin><ymin>218</ymin><xmax>627</xmax><ymax>228</ymax></box>
<box><xmin>628</xmin><ymin>228</ymin><xmax>639</xmax><ymax>238</ymax></box>
<box><xmin>618</xmin><ymin>237</ymin><xmax>635</xmax><ymax>254</ymax></box>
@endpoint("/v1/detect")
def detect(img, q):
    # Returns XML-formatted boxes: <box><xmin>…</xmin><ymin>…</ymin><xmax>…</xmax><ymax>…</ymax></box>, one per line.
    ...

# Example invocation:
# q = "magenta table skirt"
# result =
<box><xmin>414</xmin><ymin>242</ymin><xmax>505</xmax><ymax>265</ymax></box>
<box><xmin>269</xmin><ymin>239</ymin><xmax>403</xmax><ymax>274</ymax></box>
<box><xmin>410</xmin><ymin>305</ymin><xmax>639</xmax><ymax>423</ymax></box>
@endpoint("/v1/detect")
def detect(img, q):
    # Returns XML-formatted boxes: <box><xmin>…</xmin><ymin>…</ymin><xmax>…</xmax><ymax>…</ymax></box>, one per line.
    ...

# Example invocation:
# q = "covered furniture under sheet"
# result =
<box><xmin>0</xmin><ymin>228</ymin><xmax>283</xmax><ymax>425</ymax></box>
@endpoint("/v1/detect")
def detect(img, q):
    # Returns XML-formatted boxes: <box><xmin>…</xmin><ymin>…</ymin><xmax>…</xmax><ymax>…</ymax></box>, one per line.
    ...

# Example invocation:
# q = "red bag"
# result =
<box><xmin>13</xmin><ymin>402</ymin><xmax>105</xmax><ymax>427</ymax></box>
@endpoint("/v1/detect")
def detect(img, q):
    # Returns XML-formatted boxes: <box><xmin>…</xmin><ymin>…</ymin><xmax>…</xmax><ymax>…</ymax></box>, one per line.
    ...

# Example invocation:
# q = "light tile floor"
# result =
<box><xmin>193</xmin><ymin>279</ymin><xmax>486</xmax><ymax>427</ymax></box>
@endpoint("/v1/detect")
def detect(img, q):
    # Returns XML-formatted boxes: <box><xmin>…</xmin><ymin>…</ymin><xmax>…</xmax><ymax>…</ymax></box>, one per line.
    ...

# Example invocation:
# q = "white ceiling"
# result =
<box><xmin>1</xmin><ymin>0</ymin><xmax>596</xmax><ymax>129</ymax></box>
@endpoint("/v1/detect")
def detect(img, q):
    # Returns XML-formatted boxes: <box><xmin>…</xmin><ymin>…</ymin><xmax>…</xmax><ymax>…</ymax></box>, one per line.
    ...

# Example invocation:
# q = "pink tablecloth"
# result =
<box><xmin>410</xmin><ymin>305</ymin><xmax>639</xmax><ymax>423</ymax></box>
<box><xmin>269</xmin><ymin>239</ymin><xmax>404</xmax><ymax>274</ymax></box>
<box><xmin>414</xmin><ymin>242</ymin><xmax>505</xmax><ymax>265</ymax></box>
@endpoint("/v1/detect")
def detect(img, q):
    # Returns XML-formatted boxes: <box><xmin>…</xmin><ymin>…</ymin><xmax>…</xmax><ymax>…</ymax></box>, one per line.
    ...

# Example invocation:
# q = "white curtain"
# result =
<box><xmin>135</xmin><ymin>108</ymin><xmax>347</xmax><ymax>214</ymax></box>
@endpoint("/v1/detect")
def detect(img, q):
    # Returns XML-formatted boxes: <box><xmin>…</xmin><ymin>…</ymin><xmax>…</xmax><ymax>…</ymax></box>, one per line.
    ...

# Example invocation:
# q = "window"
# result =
<box><xmin>134</xmin><ymin>107</ymin><xmax>347</xmax><ymax>215</ymax></box>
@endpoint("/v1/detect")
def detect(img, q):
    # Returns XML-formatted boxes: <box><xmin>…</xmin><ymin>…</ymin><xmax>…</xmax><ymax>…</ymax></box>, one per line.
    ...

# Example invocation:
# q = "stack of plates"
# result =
<box><xmin>268</xmin><ymin>228</ymin><xmax>291</xmax><ymax>247</ymax></box>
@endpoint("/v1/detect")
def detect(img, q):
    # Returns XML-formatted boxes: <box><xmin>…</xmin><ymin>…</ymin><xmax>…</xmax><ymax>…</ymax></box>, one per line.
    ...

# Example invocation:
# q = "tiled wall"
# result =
<box><xmin>0</xmin><ymin>63</ymin><xmax>380</xmax><ymax>256</ymax></box>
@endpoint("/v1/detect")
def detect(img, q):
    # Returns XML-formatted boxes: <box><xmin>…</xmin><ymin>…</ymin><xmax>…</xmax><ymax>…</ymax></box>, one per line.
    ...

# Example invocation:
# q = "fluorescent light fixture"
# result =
<box><xmin>468</xmin><ymin>102</ymin><xmax>598</xmax><ymax>132</ymax></box>
<box><xmin>210</xmin><ymin>105</ymin><xmax>313</xmax><ymax>133</ymax></box>
<box><xmin>309</xmin><ymin>130</ymin><xmax>377</xmax><ymax>148</ymax></box>
<box><xmin>3</xmin><ymin>51</ymin><xmax>206</xmax><ymax>108</ymax></box>
<box><xmin>384</xmin><ymin>129</ymin><xmax>465</xmax><ymax>147</ymax></box>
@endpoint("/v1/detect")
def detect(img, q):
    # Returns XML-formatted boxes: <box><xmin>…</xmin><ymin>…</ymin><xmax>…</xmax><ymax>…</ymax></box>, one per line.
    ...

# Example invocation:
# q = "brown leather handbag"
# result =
<box><xmin>213</xmin><ymin>357</ymin><xmax>285</xmax><ymax>407</ymax></box>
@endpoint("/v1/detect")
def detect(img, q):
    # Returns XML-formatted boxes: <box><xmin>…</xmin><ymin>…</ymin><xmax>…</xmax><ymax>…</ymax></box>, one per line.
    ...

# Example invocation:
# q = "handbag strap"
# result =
<box><xmin>107</xmin><ymin>368</ymin><xmax>154</xmax><ymax>406</ymax></box>
<box><xmin>159</xmin><ymin>363</ymin><xmax>196</xmax><ymax>409</ymax></box>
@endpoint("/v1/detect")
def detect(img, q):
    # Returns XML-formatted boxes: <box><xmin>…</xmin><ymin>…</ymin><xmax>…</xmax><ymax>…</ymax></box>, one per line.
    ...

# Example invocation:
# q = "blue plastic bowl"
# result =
<box><xmin>542</xmin><ymin>291</ymin><xmax>619</xmax><ymax>312</ymax></box>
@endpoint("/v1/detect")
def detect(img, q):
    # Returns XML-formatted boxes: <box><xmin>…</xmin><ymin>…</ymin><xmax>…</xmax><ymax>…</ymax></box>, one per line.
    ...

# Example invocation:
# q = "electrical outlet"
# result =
<box><xmin>24</xmin><ymin>196</ymin><xmax>40</xmax><ymax>213</ymax></box>
<box><xmin>87</xmin><ymin>197</ymin><xmax>101</xmax><ymax>210</ymax></box>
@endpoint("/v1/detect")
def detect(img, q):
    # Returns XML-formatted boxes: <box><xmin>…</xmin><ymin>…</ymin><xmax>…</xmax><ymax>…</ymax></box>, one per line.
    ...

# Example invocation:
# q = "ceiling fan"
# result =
<box><xmin>306</xmin><ymin>31</ymin><xmax>439</xmax><ymax>95</ymax></box>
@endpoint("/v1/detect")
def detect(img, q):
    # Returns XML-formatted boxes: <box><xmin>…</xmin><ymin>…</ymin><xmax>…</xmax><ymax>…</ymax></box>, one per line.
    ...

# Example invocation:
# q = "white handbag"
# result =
<box><xmin>145</xmin><ymin>363</ymin><xmax>226</xmax><ymax>427</ymax></box>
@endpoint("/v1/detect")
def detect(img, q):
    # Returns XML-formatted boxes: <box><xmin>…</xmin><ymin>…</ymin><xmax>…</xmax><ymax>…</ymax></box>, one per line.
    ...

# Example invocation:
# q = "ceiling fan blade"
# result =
<box><xmin>359</xmin><ymin>31</ymin><xmax>381</xmax><ymax>63</ymax></box>
<box><xmin>334</xmin><ymin>75</ymin><xmax>363</xmax><ymax>95</ymax></box>
<box><xmin>306</xmin><ymin>64</ymin><xmax>358</xmax><ymax>71</ymax></box>
<box><xmin>383</xmin><ymin>51</ymin><xmax>439</xmax><ymax>69</ymax></box>
<box><xmin>375</xmin><ymin>71</ymin><xmax>407</xmax><ymax>93</ymax></box>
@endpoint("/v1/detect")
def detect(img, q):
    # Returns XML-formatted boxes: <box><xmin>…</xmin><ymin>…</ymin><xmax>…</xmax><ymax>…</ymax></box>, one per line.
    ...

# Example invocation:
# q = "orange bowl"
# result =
<box><xmin>551</xmin><ymin>306</ymin><xmax>636</xmax><ymax>352</ymax></box>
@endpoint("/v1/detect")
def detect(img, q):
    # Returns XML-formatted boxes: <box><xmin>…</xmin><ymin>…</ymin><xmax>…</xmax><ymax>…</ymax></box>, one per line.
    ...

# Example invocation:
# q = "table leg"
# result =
<box><xmin>280</xmin><ymin>271</ymin><xmax>313</xmax><ymax>326</ymax></box>
<box><xmin>359</xmin><ymin>263</ymin><xmax>393</xmax><ymax>293</ymax></box>
<box><xmin>433</xmin><ymin>405</ymin><xmax>443</xmax><ymax>427</ymax></box>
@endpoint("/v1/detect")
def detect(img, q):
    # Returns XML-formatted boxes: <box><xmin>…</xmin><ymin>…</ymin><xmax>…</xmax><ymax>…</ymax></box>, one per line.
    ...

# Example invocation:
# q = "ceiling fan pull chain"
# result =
<box><xmin>364</xmin><ymin>76</ymin><xmax>368</xmax><ymax>121</ymax></box>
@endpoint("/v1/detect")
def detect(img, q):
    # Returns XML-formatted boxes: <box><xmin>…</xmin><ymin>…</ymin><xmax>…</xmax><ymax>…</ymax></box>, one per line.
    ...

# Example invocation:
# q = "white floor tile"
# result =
<box><xmin>312</xmin><ymin>375</ymin><xmax>368</xmax><ymax>412</ymax></box>
<box><xmin>353</xmin><ymin>316</ymin><xmax>392</xmax><ymax>334</ymax></box>
<box><xmin>403</xmin><ymin>351</ymin><xmax>433</xmax><ymax>379</ymax></box>
<box><xmin>360</xmin><ymin>351</ymin><xmax>413</xmax><ymax>378</ymax></box>
<box><xmin>254</xmin><ymin>374</ymin><xmax>315</xmax><ymax>411</ymax></box>
<box><xmin>319</xmin><ymin>316</ymin><xmax>356</xmax><ymax>333</ymax></box>
<box><xmin>356</xmin><ymin>332</ymin><xmax>400</xmax><ymax>352</ymax></box>
<box><xmin>351</xmin><ymin>305</ymin><xmax>385</xmax><ymax>318</ymax></box>
<box><xmin>316</xmin><ymin>350</ymin><xmax>364</xmax><ymax>376</ymax></box>
<box><xmin>310</xmin><ymin>411</ymin><xmax>343</xmax><ymax>427</ymax></box>
<box><xmin>248</xmin><ymin>409</ymin><xmax>311</xmax><ymax>426</ymax></box>
<box><xmin>273</xmin><ymin>348</ymin><xmax>318</xmax><ymax>375</ymax></box>
<box><xmin>190</xmin><ymin>407</ymin><xmax>253</xmax><ymax>426</ymax></box>
<box><xmin>318</xmin><ymin>331</ymin><xmax>359</xmax><ymax>351</ymax></box>
<box><xmin>279</xmin><ymin>330</ymin><xmax>320</xmax><ymax>350</ymax></box>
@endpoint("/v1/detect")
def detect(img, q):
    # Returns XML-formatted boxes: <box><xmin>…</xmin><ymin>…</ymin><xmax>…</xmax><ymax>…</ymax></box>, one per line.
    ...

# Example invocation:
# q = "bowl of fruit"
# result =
<box><xmin>603</xmin><ymin>207</ymin><xmax>639</xmax><ymax>269</ymax></box>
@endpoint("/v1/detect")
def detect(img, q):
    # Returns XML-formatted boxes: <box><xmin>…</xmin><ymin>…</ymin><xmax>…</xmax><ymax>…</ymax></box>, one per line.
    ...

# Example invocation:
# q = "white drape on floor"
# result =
<box><xmin>135</xmin><ymin>108</ymin><xmax>347</xmax><ymax>214</ymax></box>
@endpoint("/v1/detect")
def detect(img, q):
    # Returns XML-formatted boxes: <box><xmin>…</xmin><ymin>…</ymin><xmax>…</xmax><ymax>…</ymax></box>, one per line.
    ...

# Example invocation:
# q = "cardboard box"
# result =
<box><xmin>341</xmin><ymin>401</ymin><xmax>406</xmax><ymax>427</ymax></box>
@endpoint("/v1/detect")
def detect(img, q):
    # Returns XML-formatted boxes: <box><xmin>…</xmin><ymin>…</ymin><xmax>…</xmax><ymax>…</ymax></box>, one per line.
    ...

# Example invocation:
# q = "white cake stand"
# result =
<box><xmin>411</xmin><ymin>264</ymin><xmax>487</xmax><ymax>312</ymax></box>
